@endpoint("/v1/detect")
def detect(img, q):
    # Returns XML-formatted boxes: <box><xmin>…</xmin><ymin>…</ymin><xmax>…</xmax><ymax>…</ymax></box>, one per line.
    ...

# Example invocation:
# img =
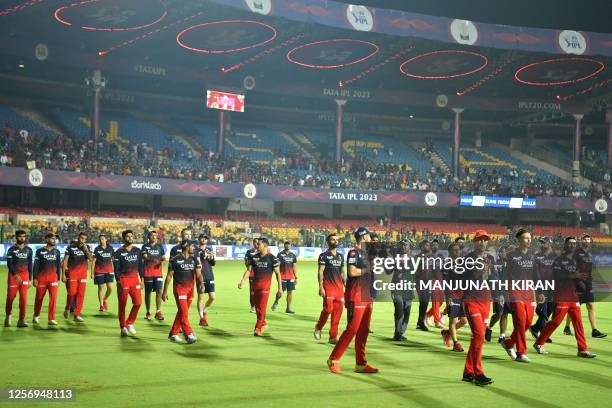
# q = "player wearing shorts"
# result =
<box><xmin>315</xmin><ymin>233</ymin><xmax>345</xmax><ymax>344</ymax></box>
<box><xmin>62</xmin><ymin>232</ymin><xmax>93</xmax><ymax>322</ymax></box>
<box><xmin>4</xmin><ymin>230</ymin><xmax>32</xmax><ymax>328</ymax></box>
<box><xmin>33</xmin><ymin>233</ymin><xmax>61</xmax><ymax>326</ymax></box>
<box><xmin>441</xmin><ymin>243</ymin><xmax>468</xmax><ymax>352</ymax></box>
<box><xmin>415</xmin><ymin>240</ymin><xmax>431</xmax><ymax>331</ymax></box>
<box><xmin>486</xmin><ymin>245</ymin><xmax>510</xmax><ymax>343</ymax></box>
<box><xmin>142</xmin><ymin>231</ymin><xmax>166</xmax><ymax>321</ymax></box>
<box><xmin>238</xmin><ymin>238</ymin><xmax>259</xmax><ymax>313</ymax></box>
<box><xmin>196</xmin><ymin>234</ymin><xmax>216</xmax><ymax>326</ymax></box>
<box><xmin>530</xmin><ymin>237</ymin><xmax>556</xmax><ymax>341</ymax></box>
<box><xmin>92</xmin><ymin>234</ymin><xmax>114</xmax><ymax>312</ymax></box>
<box><xmin>114</xmin><ymin>230</ymin><xmax>144</xmax><ymax>337</ymax></box>
<box><xmin>273</xmin><ymin>241</ymin><xmax>297</xmax><ymax>314</ymax></box>
<box><xmin>426</xmin><ymin>238</ymin><xmax>445</xmax><ymax>328</ymax></box>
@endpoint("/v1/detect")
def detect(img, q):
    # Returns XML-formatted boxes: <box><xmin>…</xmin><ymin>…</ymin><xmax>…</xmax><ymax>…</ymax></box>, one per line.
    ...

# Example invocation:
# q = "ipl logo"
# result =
<box><xmin>28</xmin><ymin>169</ymin><xmax>43</xmax><ymax>187</ymax></box>
<box><xmin>558</xmin><ymin>30</ymin><xmax>587</xmax><ymax>55</ymax></box>
<box><xmin>244</xmin><ymin>183</ymin><xmax>257</xmax><ymax>199</ymax></box>
<box><xmin>245</xmin><ymin>0</ymin><xmax>272</xmax><ymax>15</ymax></box>
<box><xmin>450</xmin><ymin>20</ymin><xmax>478</xmax><ymax>45</ymax></box>
<box><xmin>346</xmin><ymin>5</ymin><xmax>373</xmax><ymax>32</ymax></box>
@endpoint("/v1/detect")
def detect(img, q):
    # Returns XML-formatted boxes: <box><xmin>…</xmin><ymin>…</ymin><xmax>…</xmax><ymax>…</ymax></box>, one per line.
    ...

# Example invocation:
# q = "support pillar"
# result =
<box><xmin>335</xmin><ymin>99</ymin><xmax>347</xmax><ymax>162</ymax></box>
<box><xmin>218</xmin><ymin>111</ymin><xmax>226</xmax><ymax>155</ymax></box>
<box><xmin>452</xmin><ymin>108</ymin><xmax>464</xmax><ymax>178</ymax></box>
<box><xmin>573</xmin><ymin>113</ymin><xmax>584</xmax><ymax>183</ymax></box>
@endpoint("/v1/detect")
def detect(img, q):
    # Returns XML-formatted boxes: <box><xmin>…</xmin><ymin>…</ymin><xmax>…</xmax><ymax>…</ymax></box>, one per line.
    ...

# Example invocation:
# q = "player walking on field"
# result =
<box><xmin>196</xmin><ymin>234</ymin><xmax>216</xmax><ymax>326</ymax></box>
<box><xmin>314</xmin><ymin>233</ymin><xmax>345</xmax><ymax>344</ymax></box>
<box><xmin>114</xmin><ymin>230</ymin><xmax>144</xmax><ymax>337</ymax></box>
<box><xmin>273</xmin><ymin>241</ymin><xmax>298</xmax><ymax>314</ymax></box>
<box><xmin>92</xmin><ymin>234</ymin><xmax>114</xmax><ymax>313</ymax></box>
<box><xmin>62</xmin><ymin>232</ymin><xmax>93</xmax><ymax>322</ymax></box>
<box><xmin>4</xmin><ymin>230</ymin><xmax>32</xmax><ymax>328</ymax></box>
<box><xmin>441</xmin><ymin>242</ymin><xmax>467</xmax><ymax>352</ymax></box>
<box><xmin>32</xmin><ymin>233</ymin><xmax>61</xmax><ymax>326</ymax></box>
<box><xmin>238</xmin><ymin>238</ymin><xmax>259</xmax><ymax>313</ymax></box>
<box><xmin>142</xmin><ymin>231</ymin><xmax>166</xmax><ymax>321</ymax></box>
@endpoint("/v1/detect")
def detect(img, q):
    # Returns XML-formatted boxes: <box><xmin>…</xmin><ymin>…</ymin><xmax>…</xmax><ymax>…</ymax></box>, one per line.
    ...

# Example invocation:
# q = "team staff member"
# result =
<box><xmin>238</xmin><ymin>238</ymin><xmax>259</xmax><ymax>313</ymax></box>
<box><xmin>62</xmin><ymin>232</ymin><xmax>93</xmax><ymax>322</ymax></box>
<box><xmin>462</xmin><ymin>230</ymin><xmax>494</xmax><ymax>386</ymax></box>
<box><xmin>534</xmin><ymin>237</ymin><xmax>596</xmax><ymax>358</ymax></box>
<box><xmin>415</xmin><ymin>240</ymin><xmax>431</xmax><ymax>331</ymax></box>
<box><xmin>196</xmin><ymin>234</ymin><xmax>216</xmax><ymax>326</ymax></box>
<box><xmin>273</xmin><ymin>241</ymin><xmax>298</xmax><ymax>314</ymax></box>
<box><xmin>163</xmin><ymin>240</ymin><xmax>202</xmax><ymax>344</ymax></box>
<box><xmin>33</xmin><ymin>233</ymin><xmax>61</xmax><ymax>326</ymax></box>
<box><xmin>314</xmin><ymin>233</ymin><xmax>345</xmax><ymax>344</ymax></box>
<box><xmin>92</xmin><ymin>234</ymin><xmax>114</xmax><ymax>312</ymax></box>
<box><xmin>425</xmin><ymin>238</ymin><xmax>445</xmax><ymax>328</ymax></box>
<box><xmin>328</xmin><ymin>227</ymin><xmax>378</xmax><ymax>374</ymax></box>
<box><xmin>441</xmin><ymin>243</ymin><xmax>467</xmax><ymax>352</ymax></box>
<box><xmin>4</xmin><ymin>230</ymin><xmax>33</xmax><ymax>328</ymax></box>
<box><xmin>142</xmin><ymin>231</ymin><xmax>166</xmax><ymax>321</ymax></box>
<box><xmin>530</xmin><ymin>237</ymin><xmax>556</xmax><ymax>340</ymax></box>
<box><xmin>241</xmin><ymin>238</ymin><xmax>282</xmax><ymax>336</ymax></box>
<box><xmin>501</xmin><ymin>229</ymin><xmax>536</xmax><ymax>363</ymax></box>
<box><xmin>390</xmin><ymin>239</ymin><xmax>413</xmax><ymax>342</ymax></box>
<box><xmin>114</xmin><ymin>230</ymin><xmax>144</xmax><ymax>337</ymax></box>
<box><xmin>485</xmin><ymin>245</ymin><xmax>510</xmax><ymax>343</ymax></box>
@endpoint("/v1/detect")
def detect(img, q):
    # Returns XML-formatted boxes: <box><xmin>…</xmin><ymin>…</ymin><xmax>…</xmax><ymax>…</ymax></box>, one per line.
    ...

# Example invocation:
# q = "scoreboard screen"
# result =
<box><xmin>206</xmin><ymin>90</ymin><xmax>245</xmax><ymax>112</ymax></box>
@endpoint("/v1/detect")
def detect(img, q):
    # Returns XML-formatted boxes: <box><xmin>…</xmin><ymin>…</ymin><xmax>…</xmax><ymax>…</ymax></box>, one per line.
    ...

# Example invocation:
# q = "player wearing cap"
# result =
<box><xmin>92</xmin><ymin>234</ymin><xmax>114</xmax><ymax>313</ymax></box>
<box><xmin>142</xmin><ymin>231</ymin><xmax>166</xmax><ymax>321</ymax></box>
<box><xmin>425</xmin><ymin>238</ymin><xmax>445</xmax><ymax>328</ymax></box>
<box><xmin>462</xmin><ymin>229</ymin><xmax>495</xmax><ymax>386</ymax></box>
<box><xmin>4</xmin><ymin>230</ymin><xmax>33</xmax><ymax>328</ymax></box>
<box><xmin>441</xmin><ymin>242</ymin><xmax>467</xmax><ymax>352</ymax></box>
<box><xmin>390</xmin><ymin>239</ymin><xmax>414</xmax><ymax>341</ymax></box>
<box><xmin>534</xmin><ymin>237</ymin><xmax>596</xmax><ymax>358</ymax></box>
<box><xmin>415</xmin><ymin>240</ymin><xmax>431</xmax><ymax>331</ymax></box>
<box><xmin>163</xmin><ymin>240</ymin><xmax>202</xmax><ymax>344</ymax></box>
<box><xmin>238</xmin><ymin>238</ymin><xmax>259</xmax><ymax>313</ymax></box>
<box><xmin>530</xmin><ymin>237</ymin><xmax>556</xmax><ymax>341</ymax></box>
<box><xmin>328</xmin><ymin>227</ymin><xmax>378</xmax><ymax>374</ymax></box>
<box><xmin>114</xmin><ymin>230</ymin><xmax>144</xmax><ymax>337</ymax></box>
<box><xmin>32</xmin><ymin>233</ymin><xmax>61</xmax><ymax>326</ymax></box>
<box><xmin>563</xmin><ymin>234</ymin><xmax>606</xmax><ymax>338</ymax></box>
<box><xmin>501</xmin><ymin>229</ymin><xmax>537</xmax><ymax>363</ymax></box>
<box><xmin>196</xmin><ymin>234</ymin><xmax>216</xmax><ymax>326</ymax></box>
<box><xmin>62</xmin><ymin>232</ymin><xmax>93</xmax><ymax>322</ymax></box>
<box><xmin>272</xmin><ymin>241</ymin><xmax>298</xmax><ymax>314</ymax></box>
<box><xmin>315</xmin><ymin>233</ymin><xmax>345</xmax><ymax>344</ymax></box>
<box><xmin>485</xmin><ymin>245</ymin><xmax>510</xmax><ymax>343</ymax></box>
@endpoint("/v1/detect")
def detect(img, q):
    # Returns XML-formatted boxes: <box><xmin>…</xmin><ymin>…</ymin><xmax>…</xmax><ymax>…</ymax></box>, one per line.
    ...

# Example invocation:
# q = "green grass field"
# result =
<box><xmin>1</xmin><ymin>260</ymin><xmax>610</xmax><ymax>408</ymax></box>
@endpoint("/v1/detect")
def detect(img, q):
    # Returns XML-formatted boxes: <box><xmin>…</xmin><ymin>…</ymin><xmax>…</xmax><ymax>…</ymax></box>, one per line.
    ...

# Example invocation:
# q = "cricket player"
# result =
<box><xmin>114</xmin><ymin>230</ymin><xmax>144</xmax><ymax>337</ymax></box>
<box><xmin>273</xmin><ymin>241</ymin><xmax>297</xmax><ymax>314</ymax></box>
<box><xmin>441</xmin><ymin>242</ymin><xmax>468</xmax><ymax>352</ymax></box>
<box><xmin>314</xmin><ymin>233</ymin><xmax>345</xmax><ymax>344</ymax></box>
<box><xmin>33</xmin><ymin>233</ymin><xmax>61</xmax><ymax>325</ymax></box>
<box><xmin>196</xmin><ymin>234</ymin><xmax>215</xmax><ymax>326</ymax></box>
<box><xmin>142</xmin><ymin>231</ymin><xmax>166</xmax><ymax>321</ymax></box>
<box><xmin>92</xmin><ymin>234</ymin><xmax>114</xmax><ymax>312</ymax></box>
<box><xmin>238</xmin><ymin>238</ymin><xmax>259</xmax><ymax>313</ymax></box>
<box><xmin>4</xmin><ymin>230</ymin><xmax>32</xmax><ymax>328</ymax></box>
<box><xmin>62</xmin><ymin>232</ymin><xmax>93</xmax><ymax>322</ymax></box>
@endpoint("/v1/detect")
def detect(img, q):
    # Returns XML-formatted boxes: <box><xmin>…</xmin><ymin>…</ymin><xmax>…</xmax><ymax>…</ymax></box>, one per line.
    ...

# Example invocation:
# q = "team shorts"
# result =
<box><xmin>493</xmin><ymin>301</ymin><xmax>512</xmax><ymax>315</ymax></box>
<box><xmin>448</xmin><ymin>299</ymin><xmax>465</xmax><ymax>318</ymax></box>
<box><xmin>198</xmin><ymin>280</ymin><xmax>215</xmax><ymax>294</ymax></box>
<box><xmin>144</xmin><ymin>276</ymin><xmax>164</xmax><ymax>292</ymax></box>
<box><xmin>282</xmin><ymin>280</ymin><xmax>296</xmax><ymax>292</ymax></box>
<box><xmin>94</xmin><ymin>273</ymin><xmax>114</xmax><ymax>285</ymax></box>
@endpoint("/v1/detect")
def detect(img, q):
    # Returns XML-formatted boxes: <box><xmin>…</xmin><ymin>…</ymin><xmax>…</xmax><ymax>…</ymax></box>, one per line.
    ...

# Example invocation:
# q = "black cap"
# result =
<box><xmin>354</xmin><ymin>227</ymin><xmax>370</xmax><ymax>241</ymax></box>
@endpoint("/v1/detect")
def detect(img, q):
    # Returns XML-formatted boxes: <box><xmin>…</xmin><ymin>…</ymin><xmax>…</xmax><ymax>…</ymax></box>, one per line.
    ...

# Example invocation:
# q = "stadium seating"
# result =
<box><xmin>0</xmin><ymin>106</ymin><xmax>54</xmax><ymax>138</ymax></box>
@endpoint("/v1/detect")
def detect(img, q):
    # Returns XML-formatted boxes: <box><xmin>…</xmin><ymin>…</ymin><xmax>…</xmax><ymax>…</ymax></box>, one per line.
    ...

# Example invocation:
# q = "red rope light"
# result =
<box><xmin>400</xmin><ymin>50</ymin><xmax>488</xmax><ymax>79</ymax></box>
<box><xmin>176</xmin><ymin>20</ymin><xmax>277</xmax><ymax>54</ymax></box>
<box><xmin>556</xmin><ymin>78</ymin><xmax>612</xmax><ymax>101</ymax></box>
<box><xmin>222</xmin><ymin>34</ymin><xmax>306</xmax><ymax>73</ymax></box>
<box><xmin>0</xmin><ymin>0</ymin><xmax>45</xmax><ymax>17</ymax></box>
<box><xmin>339</xmin><ymin>46</ymin><xmax>414</xmax><ymax>87</ymax></box>
<box><xmin>515</xmin><ymin>57</ymin><xmax>604</xmax><ymax>86</ymax></box>
<box><xmin>286</xmin><ymin>39</ymin><xmax>379</xmax><ymax>69</ymax></box>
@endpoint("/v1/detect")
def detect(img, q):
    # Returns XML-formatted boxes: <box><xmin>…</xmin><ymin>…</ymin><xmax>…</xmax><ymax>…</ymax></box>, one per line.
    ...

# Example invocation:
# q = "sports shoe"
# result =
<box><xmin>103</xmin><ymin>300</ymin><xmax>108</xmax><ymax>311</ymax></box>
<box><xmin>452</xmin><ymin>342</ymin><xmax>464</xmax><ymax>352</ymax></box>
<box><xmin>48</xmin><ymin>320</ymin><xmax>58</xmax><ymax>326</ymax></box>
<box><xmin>355</xmin><ymin>364</ymin><xmax>379</xmax><ymax>374</ymax></box>
<box><xmin>416</xmin><ymin>323</ymin><xmax>429</xmax><ymax>332</ymax></box>
<box><xmin>63</xmin><ymin>309</ymin><xmax>70</xmax><ymax>319</ymax></box>
<box><xmin>144</xmin><ymin>312</ymin><xmax>152</xmax><ymax>321</ymax></box>
<box><xmin>32</xmin><ymin>316</ymin><xmax>40</xmax><ymax>324</ymax></box>
<box><xmin>250</xmin><ymin>307</ymin><xmax>255</xmax><ymax>313</ymax></box>
<box><xmin>441</xmin><ymin>329</ymin><xmax>451</xmax><ymax>347</ymax></box>
<box><xmin>99</xmin><ymin>305</ymin><xmax>104</xmax><ymax>312</ymax></box>
<box><xmin>253</xmin><ymin>328</ymin><xmax>261</xmax><ymax>337</ymax></box>
<box><xmin>563</xmin><ymin>326</ymin><xmax>572</xmax><ymax>336</ymax></box>
<box><xmin>577</xmin><ymin>350</ymin><xmax>596</xmax><ymax>358</ymax></box>
<box><xmin>515</xmin><ymin>354</ymin><xmax>531</xmax><ymax>363</ymax></box>
<box><xmin>592</xmin><ymin>329</ymin><xmax>607</xmax><ymax>338</ymax></box>
<box><xmin>546</xmin><ymin>338</ymin><xmax>553</xmax><ymax>343</ymax></box>
<box><xmin>485</xmin><ymin>327</ymin><xmax>492</xmax><ymax>342</ymax></box>
<box><xmin>260</xmin><ymin>324</ymin><xmax>269</xmax><ymax>334</ymax></box>
<box><xmin>534</xmin><ymin>344</ymin><xmax>548</xmax><ymax>355</ymax></box>
<box><xmin>529</xmin><ymin>325</ymin><xmax>539</xmax><ymax>340</ymax></box>
<box><xmin>17</xmin><ymin>319</ymin><xmax>28</xmax><ymax>328</ymax></box>
<box><xmin>285</xmin><ymin>309</ymin><xmax>295</xmax><ymax>314</ymax></box>
<box><xmin>474</xmin><ymin>375</ymin><xmax>494</xmax><ymax>386</ymax></box>
<box><xmin>425</xmin><ymin>315</ymin><xmax>434</xmax><ymax>327</ymax></box>
<box><xmin>127</xmin><ymin>324</ymin><xmax>137</xmax><ymax>335</ymax></box>
<box><xmin>199</xmin><ymin>315</ymin><xmax>208</xmax><ymax>327</ymax></box>
<box><xmin>74</xmin><ymin>316</ymin><xmax>84</xmax><ymax>322</ymax></box>
<box><xmin>186</xmin><ymin>333</ymin><xmax>197</xmax><ymax>344</ymax></box>
<box><xmin>440</xmin><ymin>315</ymin><xmax>447</xmax><ymax>325</ymax></box>
<box><xmin>328</xmin><ymin>338</ymin><xmax>337</xmax><ymax>345</ymax></box>
<box><xmin>462</xmin><ymin>373</ymin><xmax>474</xmax><ymax>383</ymax></box>
<box><xmin>169</xmin><ymin>334</ymin><xmax>182</xmax><ymax>343</ymax></box>
<box><xmin>120</xmin><ymin>328</ymin><xmax>129</xmax><ymax>337</ymax></box>
<box><xmin>434</xmin><ymin>322</ymin><xmax>444</xmax><ymax>329</ymax></box>
<box><xmin>4</xmin><ymin>315</ymin><xmax>11</xmax><ymax>327</ymax></box>
<box><xmin>497</xmin><ymin>334</ymin><xmax>506</xmax><ymax>344</ymax></box>
<box><xmin>392</xmin><ymin>335</ymin><xmax>407</xmax><ymax>341</ymax></box>
<box><xmin>501</xmin><ymin>342</ymin><xmax>517</xmax><ymax>360</ymax></box>
<box><xmin>155</xmin><ymin>311</ymin><xmax>164</xmax><ymax>321</ymax></box>
<box><xmin>271</xmin><ymin>300</ymin><xmax>279</xmax><ymax>311</ymax></box>
<box><xmin>314</xmin><ymin>329</ymin><xmax>322</xmax><ymax>341</ymax></box>
<box><xmin>327</xmin><ymin>359</ymin><xmax>341</xmax><ymax>374</ymax></box>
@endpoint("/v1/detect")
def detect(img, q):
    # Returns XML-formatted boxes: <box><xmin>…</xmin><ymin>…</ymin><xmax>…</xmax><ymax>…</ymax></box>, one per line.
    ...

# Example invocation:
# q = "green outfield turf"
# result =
<box><xmin>0</xmin><ymin>260</ymin><xmax>610</xmax><ymax>408</ymax></box>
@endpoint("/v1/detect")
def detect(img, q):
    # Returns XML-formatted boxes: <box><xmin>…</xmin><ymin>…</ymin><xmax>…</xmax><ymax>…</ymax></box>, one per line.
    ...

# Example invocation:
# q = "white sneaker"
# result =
<box><xmin>4</xmin><ymin>315</ymin><xmax>11</xmax><ymax>327</ymax></box>
<box><xmin>186</xmin><ymin>333</ymin><xmax>197</xmax><ymax>344</ymax></box>
<box><xmin>120</xmin><ymin>328</ymin><xmax>129</xmax><ymax>337</ymax></box>
<box><xmin>440</xmin><ymin>315</ymin><xmax>447</xmax><ymax>325</ymax></box>
<box><xmin>169</xmin><ymin>334</ymin><xmax>182</xmax><ymax>343</ymax></box>
<box><xmin>426</xmin><ymin>316</ymin><xmax>434</xmax><ymax>327</ymax></box>
<box><xmin>577</xmin><ymin>350</ymin><xmax>597</xmax><ymax>358</ymax></box>
<box><xmin>534</xmin><ymin>344</ymin><xmax>548</xmax><ymax>355</ymax></box>
<box><xmin>63</xmin><ymin>310</ymin><xmax>70</xmax><ymax>319</ymax></box>
<box><xmin>48</xmin><ymin>320</ymin><xmax>58</xmax><ymax>326</ymax></box>
<box><xmin>32</xmin><ymin>316</ymin><xmax>40</xmax><ymax>324</ymax></box>
<box><xmin>250</xmin><ymin>307</ymin><xmax>256</xmax><ymax>313</ymax></box>
<box><xmin>127</xmin><ymin>324</ymin><xmax>137</xmax><ymax>335</ymax></box>
<box><xmin>515</xmin><ymin>354</ymin><xmax>531</xmax><ymax>363</ymax></box>
<box><xmin>74</xmin><ymin>316</ymin><xmax>84</xmax><ymax>322</ymax></box>
<box><xmin>501</xmin><ymin>342</ymin><xmax>517</xmax><ymax>360</ymax></box>
<box><xmin>314</xmin><ymin>329</ymin><xmax>322</xmax><ymax>341</ymax></box>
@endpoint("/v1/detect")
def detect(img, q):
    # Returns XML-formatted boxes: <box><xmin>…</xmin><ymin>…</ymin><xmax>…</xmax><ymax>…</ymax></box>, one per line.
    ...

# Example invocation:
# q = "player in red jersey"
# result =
<box><xmin>328</xmin><ymin>227</ymin><xmax>378</xmax><ymax>374</ymax></box>
<box><xmin>314</xmin><ymin>233</ymin><xmax>345</xmax><ymax>344</ymax></box>
<box><xmin>501</xmin><ymin>229</ymin><xmax>536</xmax><ymax>363</ymax></box>
<box><xmin>163</xmin><ymin>240</ymin><xmax>203</xmax><ymax>344</ymax></box>
<box><xmin>4</xmin><ymin>230</ymin><xmax>33</xmax><ymax>328</ymax></box>
<box><xmin>534</xmin><ymin>237</ymin><xmax>596</xmax><ymax>358</ymax></box>
<box><xmin>33</xmin><ymin>233</ymin><xmax>61</xmax><ymax>326</ymax></box>
<box><xmin>142</xmin><ymin>231</ymin><xmax>166</xmax><ymax>321</ymax></box>
<box><xmin>441</xmin><ymin>242</ymin><xmax>468</xmax><ymax>352</ymax></box>
<box><xmin>462</xmin><ymin>230</ymin><xmax>495</xmax><ymax>386</ymax></box>
<box><xmin>92</xmin><ymin>234</ymin><xmax>114</xmax><ymax>312</ymax></box>
<box><xmin>62</xmin><ymin>232</ymin><xmax>93</xmax><ymax>322</ymax></box>
<box><xmin>114</xmin><ymin>230</ymin><xmax>144</xmax><ymax>337</ymax></box>
<box><xmin>196</xmin><ymin>234</ymin><xmax>216</xmax><ymax>326</ymax></box>
<box><xmin>242</xmin><ymin>238</ymin><xmax>282</xmax><ymax>336</ymax></box>
<box><xmin>272</xmin><ymin>241</ymin><xmax>298</xmax><ymax>314</ymax></box>
<box><xmin>238</xmin><ymin>238</ymin><xmax>259</xmax><ymax>313</ymax></box>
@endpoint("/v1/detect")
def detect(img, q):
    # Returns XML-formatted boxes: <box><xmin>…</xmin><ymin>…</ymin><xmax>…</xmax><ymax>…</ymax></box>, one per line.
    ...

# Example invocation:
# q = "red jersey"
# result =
<box><xmin>277</xmin><ymin>250</ymin><xmax>297</xmax><ymax>280</ymax></box>
<box><xmin>318</xmin><ymin>250</ymin><xmax>344</xmax><ymax>296</ymax></box>
<box><xmin>93</xmin><ymin>245</ymin><xmax>114</xmax><ymax>274</ymax></box>
<box><xmin>142</xmin><ymin>243</ymin><xmax>165</xmax><ymax>277</ymax></box>
<box><xmin>345</xmin><ymin>246</ymin><xmax>372</xmax><ymax>303</ymax></box>
<box><xmin>65</xmin><ymin>244</ymin><xmax>90</xmax><ymax>278</ymax></box>
<box><xmin>249</xmin><ymin>253</ymin><xmax>279</xmax><ymax>291</ymax></box>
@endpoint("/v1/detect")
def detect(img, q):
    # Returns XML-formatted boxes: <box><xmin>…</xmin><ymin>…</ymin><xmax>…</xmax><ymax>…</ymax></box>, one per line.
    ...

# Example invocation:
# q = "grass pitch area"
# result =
<box><xmin>1</xmin><ymin>260</ymin><xmax>610</xmax><ymax>407</ymax></box>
